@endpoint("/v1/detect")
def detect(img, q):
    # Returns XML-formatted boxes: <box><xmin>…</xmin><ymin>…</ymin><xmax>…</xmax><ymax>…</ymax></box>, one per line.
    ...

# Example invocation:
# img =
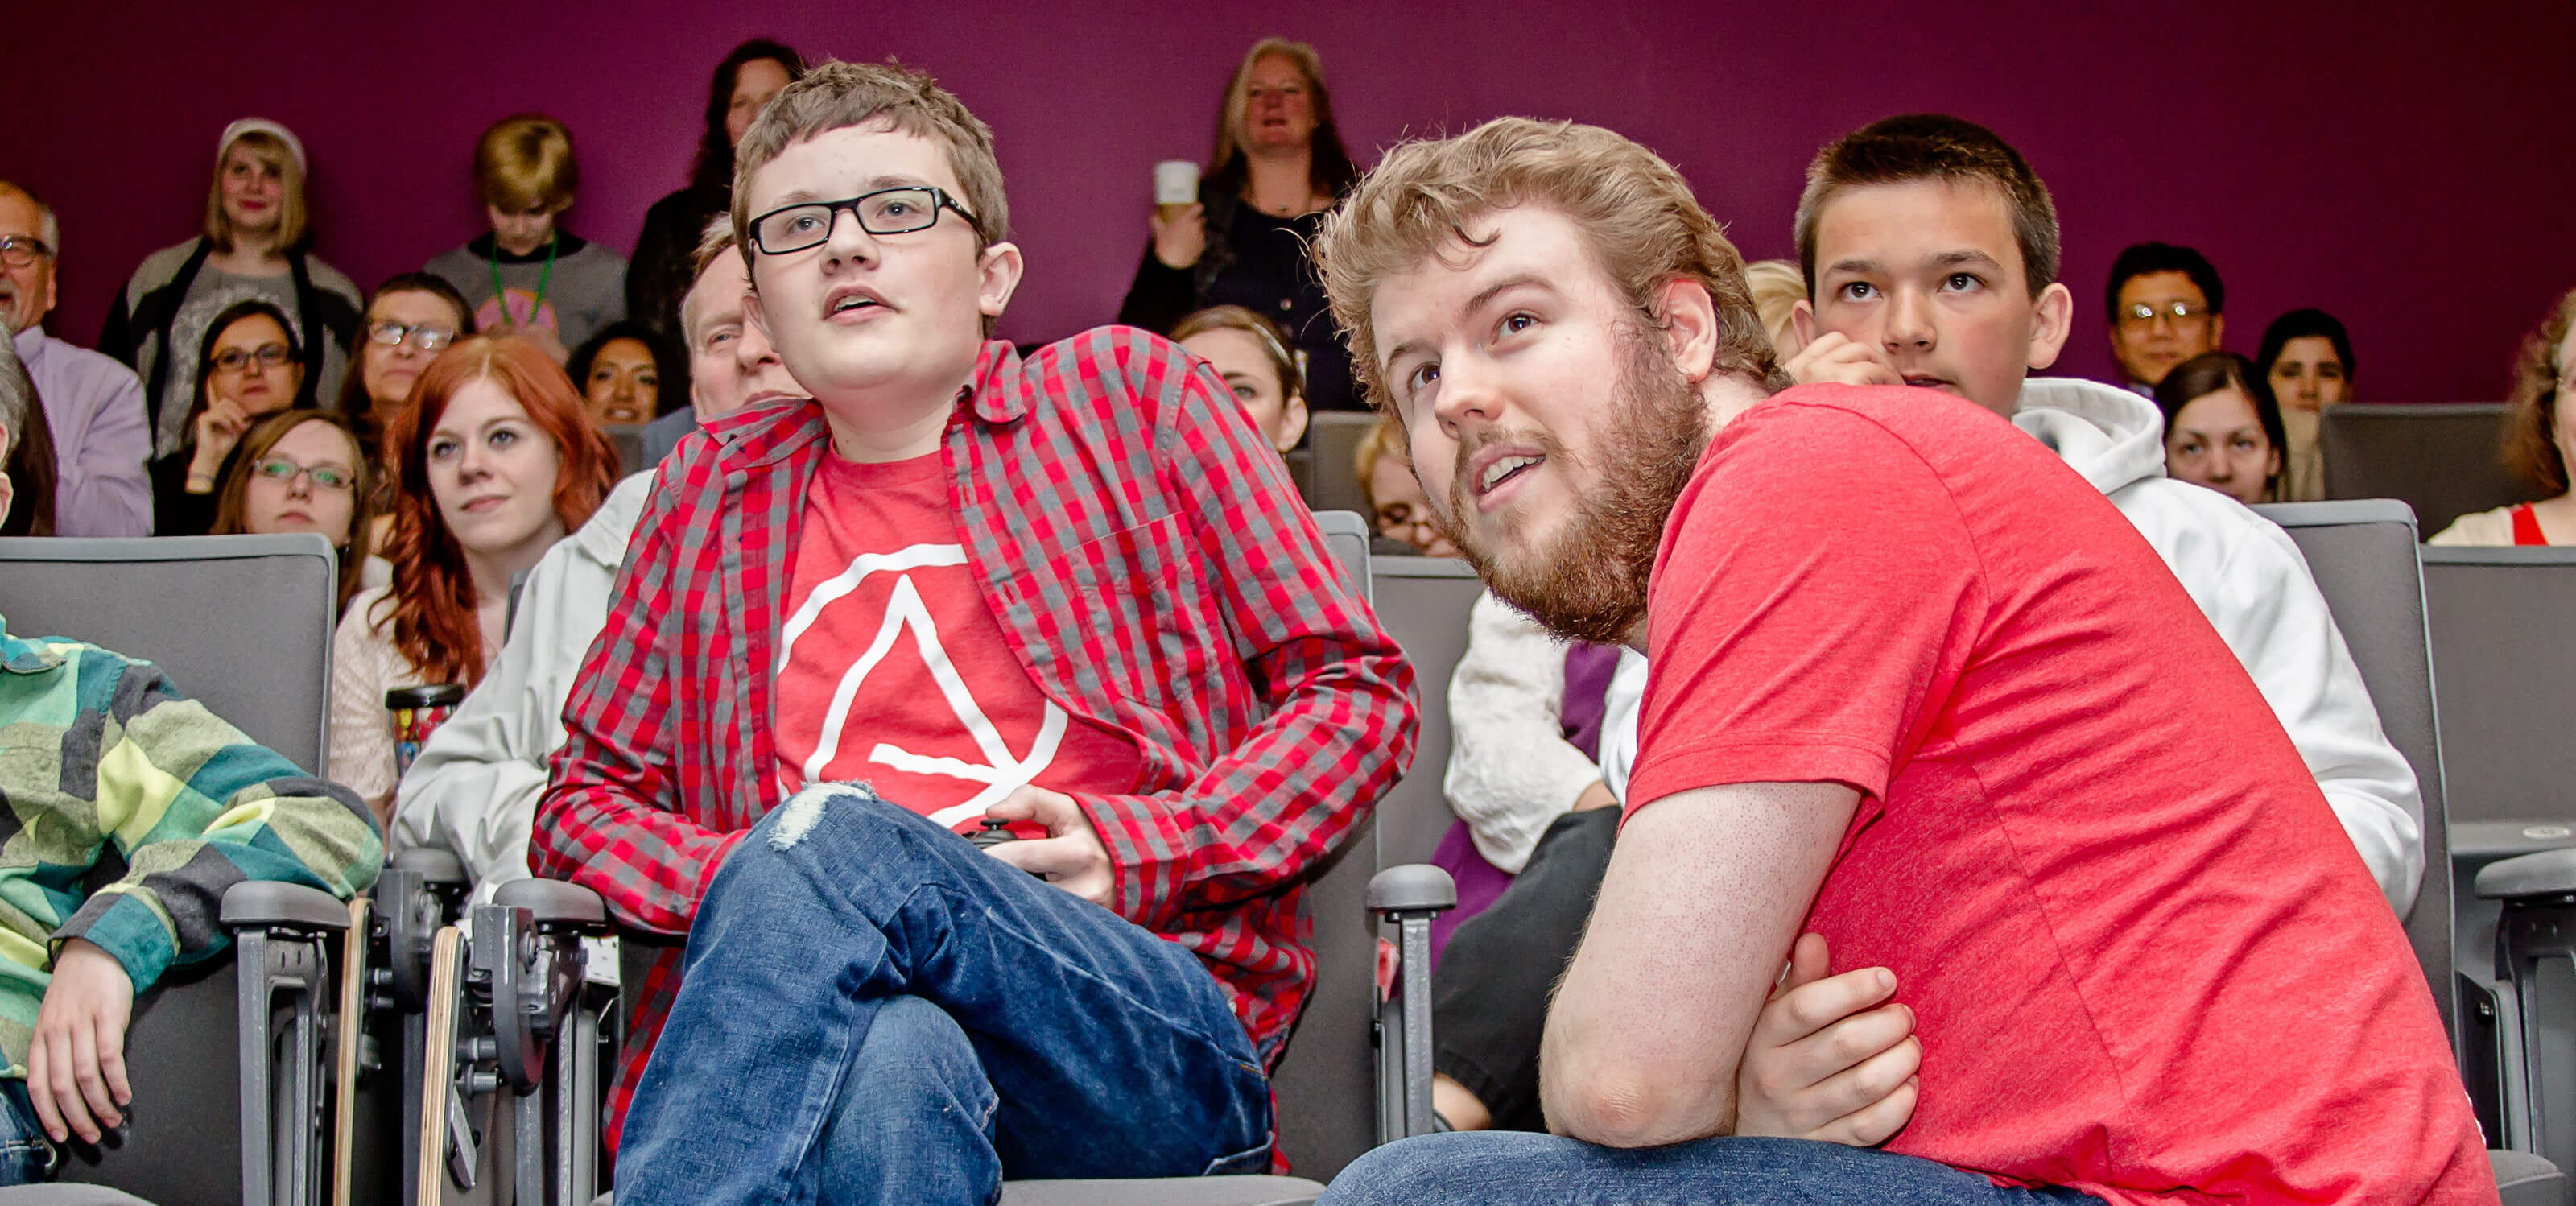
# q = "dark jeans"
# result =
<box><xmin>0</xmin><ymin>1080</ymin><xmax>57</xmax><ymax>1185</ymax></box>
<box><xmin>615</xmin><ymin>784</ymin><xmax>1275</xmax><ymax>1206</ymax></box>
<box><xmin>1432</xmin><ymin>807</ymin><xmax>1618</xmax><ymax>1130</ymax></box>
<box><xmin>1319</xmin><ymin>1133</ymin><xmax>2100</xmax><ymax>1205</ymax></box>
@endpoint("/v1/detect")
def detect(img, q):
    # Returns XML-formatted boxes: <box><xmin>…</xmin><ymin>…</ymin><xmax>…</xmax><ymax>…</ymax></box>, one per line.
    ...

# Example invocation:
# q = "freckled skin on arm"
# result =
<box><xmin>1538</xmin><ymin>780</ymin><xmax>1861</xmax><ymax>1147</ymax></box>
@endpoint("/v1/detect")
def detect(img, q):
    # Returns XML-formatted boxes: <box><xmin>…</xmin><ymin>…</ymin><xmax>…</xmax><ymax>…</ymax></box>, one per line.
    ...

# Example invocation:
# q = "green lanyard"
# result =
<box><xmin>489</xmin><ymin>234</ymin><xmax>558</xmax><ymax>329</ymax></box>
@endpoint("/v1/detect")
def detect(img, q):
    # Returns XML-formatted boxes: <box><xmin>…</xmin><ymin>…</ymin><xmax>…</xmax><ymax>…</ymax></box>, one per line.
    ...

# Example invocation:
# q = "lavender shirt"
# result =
<box><xmin>16</xmin><ymin>324</ymin><xmax>151</xmax><ymax>536</ymax></box>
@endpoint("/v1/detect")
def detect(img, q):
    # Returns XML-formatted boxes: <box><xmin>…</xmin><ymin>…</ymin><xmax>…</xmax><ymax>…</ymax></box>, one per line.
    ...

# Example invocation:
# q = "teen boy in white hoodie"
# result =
<box><xmin>1781</xmin><ymin>115</ymin><xmax>2421</xmax><ymax>911</ymax></box>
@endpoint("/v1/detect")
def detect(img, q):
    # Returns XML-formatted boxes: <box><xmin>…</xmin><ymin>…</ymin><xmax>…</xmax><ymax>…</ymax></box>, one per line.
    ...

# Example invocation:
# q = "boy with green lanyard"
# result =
<box><xmin>423</xmin><ymin>114</ymin><xmax>626</xmax><ymax>364</ymax></box>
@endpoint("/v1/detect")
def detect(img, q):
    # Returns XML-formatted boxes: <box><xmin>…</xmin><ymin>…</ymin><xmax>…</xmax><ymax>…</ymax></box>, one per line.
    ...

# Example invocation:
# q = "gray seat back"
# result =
<box><xmin>0</xmin><ymin>535</ymin><xmax>338</xmax><ymax>774</ymax></box>
<box><xmin>2321</xmin><ymin>403</ymin><xmax>2536</xmax><ymax>537</ymax></box>
<box><xmin>2252</xmin><ymin>502</ymin><xmax>2455</xmax><ymax>1043</ymax></box>
<box><xmin>2422</xmin><ymin>546</ymin><xmax>2576</xmax><ymax>835</ymax></box>
<box><xmin>1365</xmin><ymin>557</ymin><xmax>1488</xmax><ymax>869</ymax></box>
<box><xmin>1301</xmin><ymin>413</ymin><xmax>1380</xmax><ymax>520</ymax></box>
<box><xmin>1263</xmin><ymin>512</ymin><xmax>1378</xmax><ymax>1181</ymax></box>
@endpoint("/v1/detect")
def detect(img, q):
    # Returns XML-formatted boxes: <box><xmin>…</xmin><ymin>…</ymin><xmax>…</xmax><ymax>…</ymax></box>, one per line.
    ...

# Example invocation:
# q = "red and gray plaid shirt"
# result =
<box><xmin>533</xmin><ymin>329</ymin><xmax>1417</xmax><ymax>1141</ymax></box>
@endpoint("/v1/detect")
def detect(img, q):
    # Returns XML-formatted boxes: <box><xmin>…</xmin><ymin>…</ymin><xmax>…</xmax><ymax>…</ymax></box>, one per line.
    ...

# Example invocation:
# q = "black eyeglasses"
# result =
<box><xmin>747</xmin><ymin>186</ymin><xmax>980</xmax><ymax>255</ymax></box>
<box><xmin>369</xmin><ymin>320</ymin><xmax>458</xmax><ymax>353</ymax></box>
<box><xmin>213</xmin><ymin>344</ymin><xmax>295</xmax><ymax>374</ymax></box>
<box><xmin>2118</xmin><ymin>300</ymin><xmax>2212</xmax><ymax>329</ymax></box>
<box><xmin>0</xmin><ymin>237</ymin><xmax>52</xmax><ymax>268</ymax></box>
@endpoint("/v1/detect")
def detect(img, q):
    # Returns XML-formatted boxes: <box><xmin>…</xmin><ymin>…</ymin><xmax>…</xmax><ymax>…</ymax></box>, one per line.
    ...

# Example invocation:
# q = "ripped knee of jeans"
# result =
<box><xmin>766</xmin><ymin>782</ymin><xmax>887</xmax><ymax>852</ymax></box>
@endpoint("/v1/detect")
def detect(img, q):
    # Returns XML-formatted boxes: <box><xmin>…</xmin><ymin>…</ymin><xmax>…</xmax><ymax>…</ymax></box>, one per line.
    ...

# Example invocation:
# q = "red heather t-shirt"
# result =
<box><xmin>1625</xmin><ymin>385</ymin><xmax>2491</xmax><ymax>1205</ymax></box>
<box><xmin>773</xmin><ymin>451</ymin><xmax>1141</xmax><ymax>829</ymax></box>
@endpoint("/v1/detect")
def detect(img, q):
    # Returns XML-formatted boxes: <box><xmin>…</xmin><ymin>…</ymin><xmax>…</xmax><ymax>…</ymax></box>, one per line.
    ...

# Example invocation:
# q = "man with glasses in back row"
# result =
<box><xmin>2106</xmin><ymin>240</ymin><xmax>2226</xmax><ymax>394</ymax></box>
<box><xmin>0</xmin><ymin>182</ymin><xmax>151</xmax><ymax>536</ymax></box>
<box><xmin>532</xmin><ymin>61</ymin><xmax>1413</xmax><ymax>1204</ymax></box>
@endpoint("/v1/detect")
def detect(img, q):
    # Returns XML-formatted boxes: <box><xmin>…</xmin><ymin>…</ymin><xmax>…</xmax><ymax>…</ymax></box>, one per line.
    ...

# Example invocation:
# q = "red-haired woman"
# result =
<box><xmin>328</xmin><ymin>334</ymin><xmax>617</xmax><ymax>820</ymax></box>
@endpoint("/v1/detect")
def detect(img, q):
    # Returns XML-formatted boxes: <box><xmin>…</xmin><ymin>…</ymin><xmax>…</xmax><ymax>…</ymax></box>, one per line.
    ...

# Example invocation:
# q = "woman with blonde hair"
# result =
<box><xmin>100</xmin><ymin>118</ymin><xmax>363</xmax><ymax>456</ymax></box>
<box><xmin>2434</xmin><ymin>286</ymin><xmax>2576</xmax><ymax>545</ymax></box>
<box><xmin>1171</xmin><ymin>304</ymin><xmax>1309</xmax><ymax>454</ymax></box>
<box><xmin>1743</xmin><ymin>258</ymin><xmax>1806</xmax><ymax>354</ymax></box>
<box><xmin>328</xmin><ymin>335</ymin><xmax>617</xmax><ymax>820</ymax></box>
<box><xmin>1119</xmin><ymin>38</ymin><xmax>1364</xmax><ymax>411</ymax></box>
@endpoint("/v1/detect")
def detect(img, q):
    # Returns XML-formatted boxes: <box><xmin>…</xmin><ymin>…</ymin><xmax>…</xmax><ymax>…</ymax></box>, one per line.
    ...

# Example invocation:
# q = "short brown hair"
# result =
<box><xmin>476</xmin><ymin>115</ymin><xmax>579</xmax><ymax>213</ymax></box>
<box><xmin>730</xmin><ymin>59</ymin><xmax>1009</xmax><ymax>265</ymax></box>
<box><xmin>1794</xmin><ymin>114</ymin><xmax>2059</xmax><ymax>300</ymax></box>
<box><xmin>1318</xmin><ymin>118</ymin><xmax>1781</xmax><ymax>410</ymax></box>
<box><xmin>204</xmin><ymin>130</ymin><xmax>308</xmax><ymax>253</ymax></box>
<box><xmin>2504</xmin><ymin>286</ymin><xmax>2576</xmax><ymax>495</ymax></box>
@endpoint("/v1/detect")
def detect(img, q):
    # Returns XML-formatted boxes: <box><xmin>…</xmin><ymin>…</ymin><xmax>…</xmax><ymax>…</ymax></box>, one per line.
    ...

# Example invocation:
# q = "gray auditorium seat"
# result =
<box><xmin>2256</xmin><ymin>502</ymin><xmax>2562</xmax><ymax>1204</ymax></box>
<box><xmin>601</xmin><ymin>424</ymin><xmax>647</xmax><ymax>477</ymax></box>
<box><xmin>1301</xmin><ymin>412</ymin><xmax>1379</xmax><ymax>520</ymax></box>
<box><xmin>0</xmin><ymin>1187</ymin><xmax>163</xmax><ymax>1204</ymax></box>
<box><xmin>2320</xmin><ymin>403</ymin><xmax>2537</xmax><ymax>537</ymax></box>
<box><xmin>0</xmin><ymin>535</ymin><xmax>365</xmax><ymax>1206</ymax></box>
<box><xmin>1363</xmin><ymin>556</ymin><xmax>1488</xmax><ymax>869</ymax></box>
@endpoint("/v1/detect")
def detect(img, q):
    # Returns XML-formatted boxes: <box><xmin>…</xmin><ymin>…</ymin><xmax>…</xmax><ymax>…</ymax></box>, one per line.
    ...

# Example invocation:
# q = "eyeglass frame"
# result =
<box><xmin>367</xmin><ymin>320</ymin><xmax>459</xmax><ymax>353</ymax></box>
<box><xmin>2116</xmin><ymin>299</ymin><xmax>2214</xmax><ymax>329</ymax></box>
<box><xmin>0</xmin><ymin>236</ymin><xmax>52</xmax><ymax>269</ymax></box>
<box><xmin>745</xmin><ymin>186</ymin><xmax>982</xmax><ymax>256</ymax></box>
<box><xmin>250</xmin><ymin>456</ymin><xmax>357</xmax><ymax>493</ymax></box>
<box><xmin>212</xmin><ymin>343</ymin><xmax>296</xmax><ymax>374</ymax></box>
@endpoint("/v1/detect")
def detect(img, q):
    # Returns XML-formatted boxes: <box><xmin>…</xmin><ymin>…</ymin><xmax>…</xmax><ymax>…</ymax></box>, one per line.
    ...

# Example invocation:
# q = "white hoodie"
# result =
<box><xmin>1607</xmin><ymin>378</ymin><xmax>2424</xmax><ymax>914</ymax></box>
<box><xmin>390</xmin><ymin>470</ymin><xmax>654</xmax><ymax>898</ymax></box>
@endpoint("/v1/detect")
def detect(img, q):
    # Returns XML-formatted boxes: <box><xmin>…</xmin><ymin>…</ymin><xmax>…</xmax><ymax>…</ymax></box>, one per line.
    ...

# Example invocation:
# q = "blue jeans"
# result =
<box><xmin>616</xmin><ymin>785</ymin><xmax>1274</xmax><ymax>1206</ymax></box>
<box><xmin>0</xmin><ymin>1080</ymin><xmax>59</xmax><ymax>1185</ymax></box>
<box><xmin>1318</xmin><ymin>1132</ymin><xmax>2101</xmax><ymax>1205</ymax></box>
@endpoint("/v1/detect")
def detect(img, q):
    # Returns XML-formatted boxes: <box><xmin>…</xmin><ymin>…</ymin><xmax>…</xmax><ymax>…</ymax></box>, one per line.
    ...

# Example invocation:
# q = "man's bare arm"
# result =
<box><xmin>1539</xmin><ymin>780</ymin><xmax>1861</xmax><ymax>1147</ymax></box>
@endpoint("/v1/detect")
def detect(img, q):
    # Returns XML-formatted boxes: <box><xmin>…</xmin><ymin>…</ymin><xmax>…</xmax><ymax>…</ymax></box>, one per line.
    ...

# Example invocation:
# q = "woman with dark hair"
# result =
<box><xmin>2434</xmin><ymin>287</ymin><xmax>2576</xmax><ymax>545</ymax></box>
<box><xmin>149</xmin><ymin>299</ymin><xmax>305</xmax><ymax>536</ymax></box>
<box><xmin>2256</xmin><ymin>308</ymin><xmax>2355</xmax><ymax>501</ymax></box>
<box><xmin>213</xmin><ymin>410</ymin><xmax>376</xmax><ymax>613</ymax></box>
<box><xmin>2153</xmin><ymin>351</ymin><xmax>2289</xmax><ymax>506</ymax></box>
<box><xmin>100</xmin><ymin>119</ymin><xmax>362</xmax><ymax>450</ymax></box>
<box><xmin>566</xmin><ymin>320</ymin><xmax>683</xmax><ymax>426</ymax></box>
<box><xmin>1117</xmin><ymin>38</ymin><xmax>1364</xmax><ymax>411</ymax></box>
<box><xmin>623</xmin><ymin>39</ymin><xmax>805</xmax><ymax>339</ymax></box>
<box><xmin>0</xmin><ymin>324</ymin><xmax>59</xmax><ymax>538</ymax></box>
<box><xmin>328</xmin><ymin>335</ymin><xmax>618</xmax><ymax>820</ymax></box>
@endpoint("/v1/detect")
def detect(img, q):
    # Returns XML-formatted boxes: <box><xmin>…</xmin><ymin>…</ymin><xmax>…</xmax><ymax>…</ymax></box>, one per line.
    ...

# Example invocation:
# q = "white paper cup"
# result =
<box><xmin>1155</xmin><ymin>159</ymin><xmax>1201</xmax><ymax>209</ymax></box>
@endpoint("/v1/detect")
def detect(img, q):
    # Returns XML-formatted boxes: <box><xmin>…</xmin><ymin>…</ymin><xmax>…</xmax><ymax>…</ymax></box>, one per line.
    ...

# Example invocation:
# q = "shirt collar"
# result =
<box><xmin>712</xmin><ymin>339</ymin><xmax>1030</xmax><ymax>475</ymax></box>
<box><xmin>0</xmin><ymin>615</ymin><xmax>64</xmax><ymax>675</ymax></box>
<box><xmin>10</xmin><ymin>324</ymin><xmax>43</xmax><ymax>366</ymax></box>
<box><xmin>966</xmin><ymin>339</ymin><xmax>1030</xmax><ymax>423</ymax></box>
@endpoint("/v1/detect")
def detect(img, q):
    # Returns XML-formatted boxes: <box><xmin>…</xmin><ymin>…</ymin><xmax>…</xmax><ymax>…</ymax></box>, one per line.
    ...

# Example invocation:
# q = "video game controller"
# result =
<box><xmin>968</xmin><ymin>818</ymin><xmax>1018</xmax><ymax>849</ymax></box>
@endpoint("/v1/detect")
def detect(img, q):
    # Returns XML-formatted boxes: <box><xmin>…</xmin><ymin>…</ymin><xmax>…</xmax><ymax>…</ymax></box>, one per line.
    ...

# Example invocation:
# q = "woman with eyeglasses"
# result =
<box><xmin>211</xmin><ymin>410</ymin><xmax>375</xmax><ymax>613</ymax></box>
<box><xmin>1354</xmin><ymin>411</ymin><xmax>1458</xmax><ymax>558</ymax></box>
<box><xmin>336</xmin><ymin>274</ymin><xmax>475</xmax><ymax>560</ymax></box>
<box><xmin>329</xmin><ymin>335</ymin><xmax>617</xmax><ymax>822</ymax></box>
<box><xmin>99</xmin><ymin>119</ymin><xmax>363</xmax><ymax>456</ymax></box>
<box><xmin>148</xmin><ymin>299</ymin><xmax>304</xmax><ymax>536</ymax></box>
<box><xmin>1117</xmin><ymin>38</ymin><xmax>1364</xmax><ymax>412</ymax></box>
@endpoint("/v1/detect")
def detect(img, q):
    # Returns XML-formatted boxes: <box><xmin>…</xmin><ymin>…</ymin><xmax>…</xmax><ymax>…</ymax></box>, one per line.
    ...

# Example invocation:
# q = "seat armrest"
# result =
<box><xmin>391</xmin><ymin>846</ymin><xmax>469</xmax><ymax>884</ymax></box>
<box><xmin>493</xmin><ymin>878</ymin><xmax>610</xmax><ymax>930</ymax></box>
<box><xmin>2476</xmin><ymin>849</ymin><xmax>2576</xmax><ymax>901</ymax></box>
<box><xmin>1367</xmin><ymin>865</ymin><xmax>1458</xmax><ymax>917</ymax></box>
<box><xmin>220</xmin><ymin>882</ymin><xmax>354</xmax><ymax>931</ymax></box>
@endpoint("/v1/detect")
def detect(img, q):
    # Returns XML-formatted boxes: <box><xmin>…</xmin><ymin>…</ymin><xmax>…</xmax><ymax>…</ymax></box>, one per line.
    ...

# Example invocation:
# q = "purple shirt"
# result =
<box><xmin>16</xmin><ymin>324</ymin><xmax>151</xmax><ymax>537</ymax></box>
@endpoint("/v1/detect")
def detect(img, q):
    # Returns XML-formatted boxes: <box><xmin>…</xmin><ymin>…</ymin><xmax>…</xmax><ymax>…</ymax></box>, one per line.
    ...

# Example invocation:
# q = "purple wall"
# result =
<box><xmin>10</xmin><ymin>2</ymin><xmax>2571</xmax><ymax>400</ymax></box>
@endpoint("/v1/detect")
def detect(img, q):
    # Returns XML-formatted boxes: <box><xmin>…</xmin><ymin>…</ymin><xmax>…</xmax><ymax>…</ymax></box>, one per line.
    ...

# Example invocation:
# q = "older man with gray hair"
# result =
<box><xmin>0</xmin><ymin>182</ymin><xmax>149</xmax><ymax>536</ymax></box>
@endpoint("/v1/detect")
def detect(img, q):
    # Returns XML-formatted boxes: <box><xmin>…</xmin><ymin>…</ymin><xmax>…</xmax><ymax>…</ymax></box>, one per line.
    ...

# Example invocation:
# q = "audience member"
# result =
<box><xmin>2154</xmin><ymin>350</ymin><xmax>2289</xmax><ymax>506</ymax></box>
<box><xmin>2432</xmin><ymin>285</ymin><xmax>2576</xmax><ymax>545</ymax></box>
<box><xmin>626</xmin><ymin>39</ymin><xmax>806</xmax><ymax>338</ymax></box>
<box><xmin>0</xmin><ymin>183</ymin><xmax>149</xmax><ymax>537</ymax></box>
<box><xmin>394</xmin><ymin>221</ymin><xmax>800</xmax><ymax>894</ymax></box>
<box><xmin>1312</xmin><ymin>114</ymin><xmax>2484</xmax><ymax>1206</ymax></box>
<box><xmin>2257</xmin><ymin>306</ymin><xmax>2354</xmax><ymax>501</ymax></box>
<box><xmin>1171</xmin><ymin>304</ymin><xmax>1309</xmax><ymax>452</ymax></box>
<box><xmin>329</xmin><ymin>335</ymin><xmax>616</xmax><ymax>823</ymax></box>
<box><xmin>0</xmin><ymin>320</ymin><xmax>60</xmax><ymax>538</ymax></box>
<box><xmin>100</xmin><ymin>119</ymin><xmax>362</xmax><ymax>455</ymax></box>
<box><xmin>1741</xmin><ymin>258</ymin><xmax>1806</xmax><ymax>353</ymax></box>
<box><xmin>149</xmin><ymin>299</ymin><xmax>304</xmax><ymax>537</ymax></box>
<box><xmin>1117</xmin><ymin>38</ymin><xmax>1364</xmax><ymax>411</ymax></box>
<box><xmin>566</xmin><ymin>320</ymin><xmax>677</xmax><ymax>427</ymax></box>
<box><xmin>2104</xmin><ymin>239</ymin><xmax>2224</xmax><ymax>393</ymax></box>
<box><xmin>211</xmin><ymin>409</ymin><xmax>375</xmax><ymax>613</ymax></box>
<box><xmin>334</xmin><ymin>274</ymin><xmax>475</xmax><ymax>554</ymax></box>
<box><xmin>0</xmin><ymin>606</ymin><xmax>378</xmax><ymax>1177</ymax></box>
<box><xmin>531</xmin><ymin>62</ymin><xmax>1411</xmax><ymax>1195</ymax></box>
<box><xmin>1356</xmin><ymin>411</ymin><xmax>1457</xmax><ymax>556</ymax></box>
<box><xmin>637</xmin><ymin>219</ymin><xmax>801</xmax><ymax>466</ymax></box>
<box><xmin>424</xmin><ymin>115</ymin><xmax>625</xmax><ymax>364</ymax></box>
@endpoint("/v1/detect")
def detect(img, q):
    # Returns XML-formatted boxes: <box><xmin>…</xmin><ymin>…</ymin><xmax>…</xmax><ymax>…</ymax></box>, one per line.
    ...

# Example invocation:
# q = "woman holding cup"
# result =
<box><xmin>327</xmin><ymin>334</ymin><xmax>617</xmax><ymax>823</ymax></box>
<box><xmin>1117</xmin><ymin>37</ymin><xmax>1364</xmax><ymax>413</ymax></box>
